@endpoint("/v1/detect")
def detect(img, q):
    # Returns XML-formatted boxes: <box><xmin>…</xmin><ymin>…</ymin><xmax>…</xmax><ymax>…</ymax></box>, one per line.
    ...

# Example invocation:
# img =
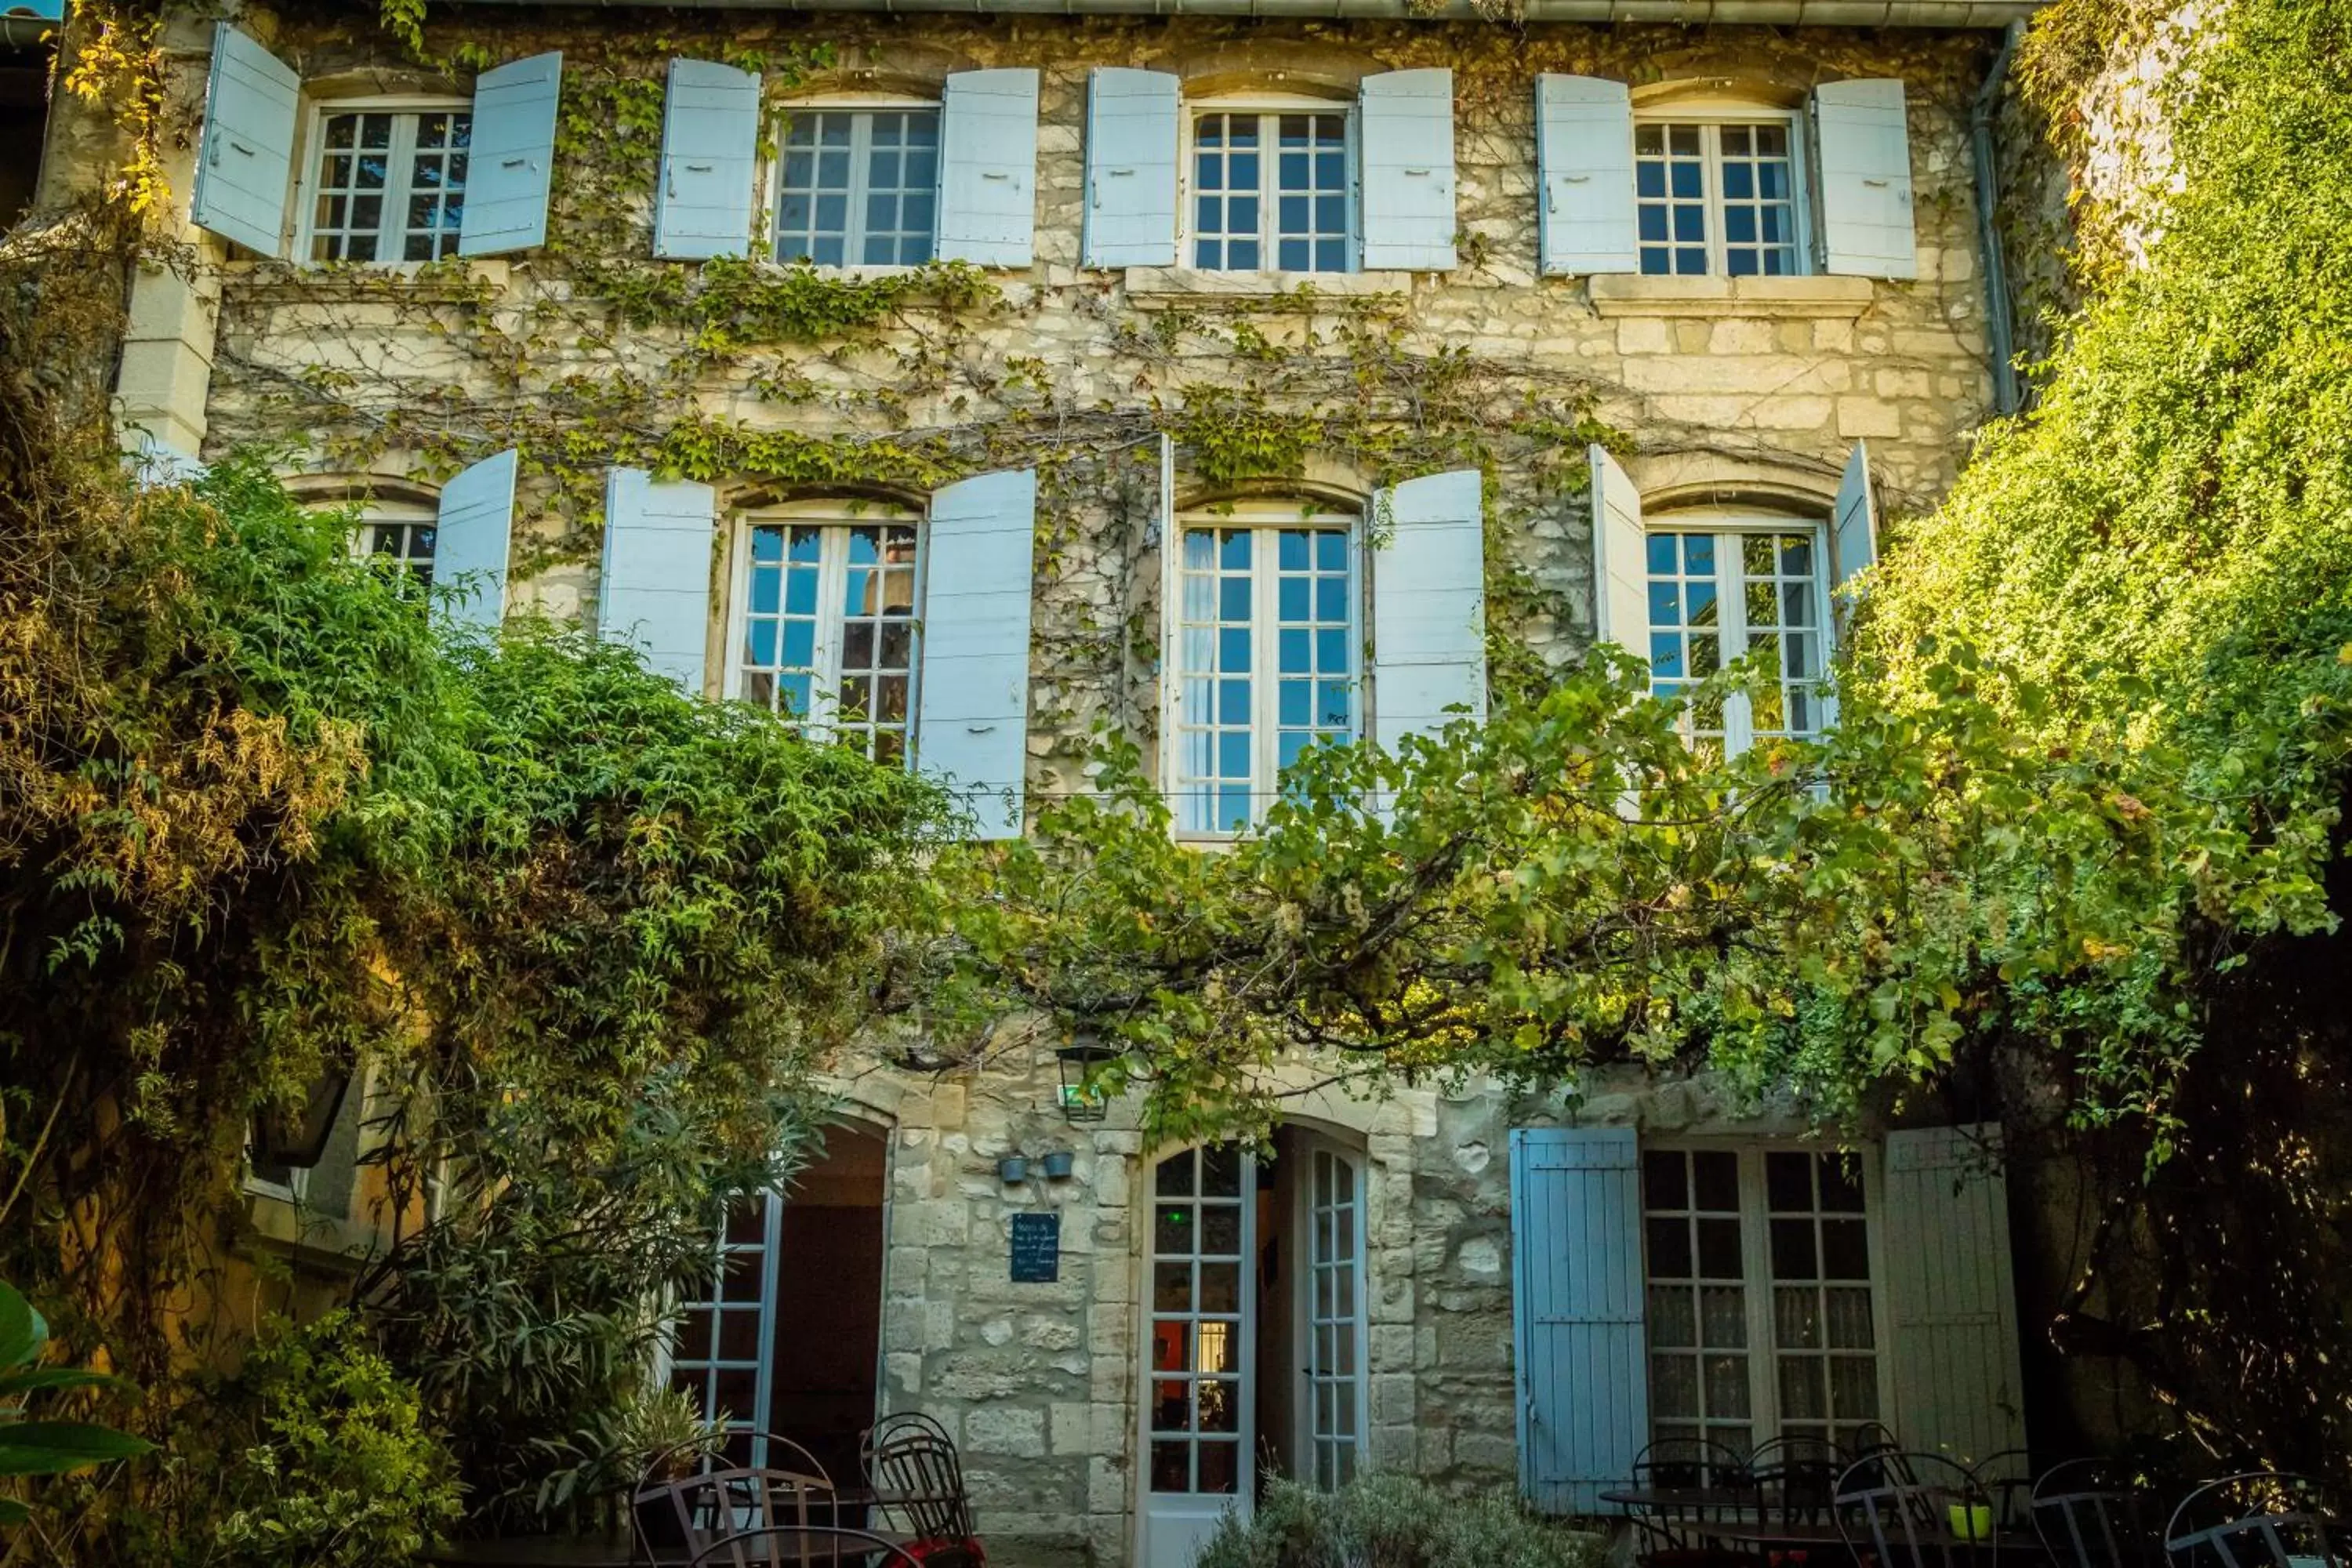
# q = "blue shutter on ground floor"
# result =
<box><xmin>1512</xmin><ymin>1127</ymin><xmax>1647</xmax><ymax>1515</ymax></box>
<box><xmin>597</xmin><ymin>467</ymin><xmax>716</xmax><ymax>693</ymax></box>
<box><xmin>1831</xmin><ymin>440</ymin><xmax>1879</xmax><ymax>639</ymax></box>
<box><xmin>191</xmin><ymin>23</ymin><xmax>299</xmax><ymax>257</ymax></box>
<box><xmin>915</xmin><ymin>468</ymin><xmax>1036</xmax><ymax>839</ymax></box>
<box><xmin>1882</xmin><ymin>1125</ymin><xmax>2027</xmax><ymax>1464</ymax></box>
<box><xmin>433</xmin><ymin>448</ymin><xmax>517</xmax><ymax>635</ymax></box>
<box><xmin>459</xmin><ymin>53</ymin><xmax>562</xmax><ymax>257</ymax></box>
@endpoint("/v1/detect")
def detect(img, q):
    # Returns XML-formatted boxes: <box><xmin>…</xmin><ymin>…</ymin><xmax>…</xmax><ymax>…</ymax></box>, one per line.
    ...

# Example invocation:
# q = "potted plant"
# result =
<box><xmin>616</xmin><ymin>1385</ymin><xmax>724</xmax><ymax>1551</ymax></box>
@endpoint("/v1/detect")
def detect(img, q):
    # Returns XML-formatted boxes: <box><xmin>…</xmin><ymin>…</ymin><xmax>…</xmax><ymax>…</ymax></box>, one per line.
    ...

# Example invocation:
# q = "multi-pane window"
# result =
<box><xmin>1190</xmin><ymin>111</ymin><xmax>1352</xmax><ymax>273</ymax></box>
<box><xmin>1149</xmin><ymin>1146</ymin><xmax>1249</xmax><ymax>1499</ymax></box>
<box><xmin>309</xmin><ymin>108</ymin><xmax>470</xmax><ymax>263</ymax></box>
<box><xmin>1172</xmin><ymin>511</ymin><xmax>1358</xmax><ymax>835</ymax></box>
<box><xmin>1644</xmin><ymin>527</ymin><xmax>1826</xmax><ymax>756</ymax></box>
<box><xmin>738</xmin><ymin>518</ymin><xmax>920</xmax><ymax>763</ymax></box>
<box><xmin>1643</xmin><ymin>1147</ymin><xmax>1882</xmax><ymax>1460</ymax></box>
<box><xmin>774</xmin><ymin>109</ymin><xmax>939</xmax><ymax>267</ymax></box>
<box><xmin>361</xmin><ymin>517</ymin><xmax>437</xmax><ymax>588</ymax></box>
<box><xmin>1635</xmin><ymin>118</ymin><xmax>1801</xmax><ymax>277</ymax></box>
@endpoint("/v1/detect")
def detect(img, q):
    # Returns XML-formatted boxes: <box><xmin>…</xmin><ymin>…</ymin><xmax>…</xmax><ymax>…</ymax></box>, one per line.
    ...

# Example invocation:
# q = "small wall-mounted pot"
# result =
<box><xmin>1039</xmin><ymin>1150</ymin><xmax>1076</xmax><ymax>1181</ymax></box>
<box><xmin>996</xmin><ymin>1156</ymin><xmax>1029</xmax><ymax>1184</ymax></box>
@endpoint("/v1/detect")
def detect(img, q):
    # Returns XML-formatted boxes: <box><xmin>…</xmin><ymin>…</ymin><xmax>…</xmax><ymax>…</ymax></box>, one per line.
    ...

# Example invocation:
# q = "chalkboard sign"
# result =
<box><xmin>1009</xmin><ymin>1211</ymin><xmax>1060</xmax><ymax>1283</ymax></box>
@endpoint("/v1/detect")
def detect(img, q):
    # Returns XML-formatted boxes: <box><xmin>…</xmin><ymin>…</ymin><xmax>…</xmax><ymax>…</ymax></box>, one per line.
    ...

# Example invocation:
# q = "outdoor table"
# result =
<box><xmin>1600</xmin><ymin>1486</ymin><xmax>1762</xmax><ymax>1514</ymax></box>
<box><xmin>425</xmin><ymin>1523</ymin><xmax>918</xmax><ymax>1566</ymax></box>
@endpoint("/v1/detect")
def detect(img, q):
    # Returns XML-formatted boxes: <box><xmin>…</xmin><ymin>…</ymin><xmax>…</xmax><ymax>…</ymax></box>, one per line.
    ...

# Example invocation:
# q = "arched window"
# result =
<box><xmin>728</xmin><ymin>499</ymin><xmax>923</xmax><ymax>764</ymax></box>
<box><xmin>1632</xmin><ymin>90</ymin><xmax>1808</xmax><ymax>278</ymax></box>
<box><xmin>1168</xmin><ymin>497</ymin><xmax>1361</xmax><ymax>834</ymax></box>
<box><xmin>297</xmin><ymin>96</ymin><xmax>472</xmax><ymax>263</ymax></box>
<box><xmin>1182</xmin><ymin>93</ymin><xmax>1355</xmax><ymax>274</ymax></box>
<box><xmin>770</xmin><ymin>95</ymin><xmax>942</xmax><ymax>267</ymax></box>
<box><xmin>1642</xmin><ymin>508</ymin><xmax>1830</xmax><ymax>754</ymax></box>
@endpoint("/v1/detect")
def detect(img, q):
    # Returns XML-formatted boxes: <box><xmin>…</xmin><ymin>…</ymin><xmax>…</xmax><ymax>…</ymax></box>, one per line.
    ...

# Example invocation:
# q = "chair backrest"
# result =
<box><xmin>862</xmin><ymin>1411</ymin><xmax>956</xmax><ymax>1471</ymax></box>
<box><xmin>2165</xmin><ymin>1473</ymin><xmax>2346</xmax><ymax>1568</ymax></box>
<box><xmin>687</xmin><ymin>1523</ymin><xmax>926</xmax><ymax>1568</ymax></box>
<box><xmin>633</xmin><ymin>1443</ymin><xmax>839</xmax><ymax>1563</ymax></box>
<box><xmin>2034</xmin><ymin>1457</ymin><xmax>2158</xmax><ymax>1568</ymax></box>
<box><xmin>1973</xmin><ymin>1448</ymin><xmax>2037</xmax><ymax>1530</ymax></box>
<box><xmin>1752</xmin><ymin>1435</ymin><xmax>1849</xmax><ymax>1525</ymax></box>
<box><xmin>643</xmin><ymin>1431</ymin><xmax>836</xmax><ymax>1490</ymax></box>
<box><xmin>1837</xmin><ymin>1450</ymin><xmax>2000</xmax><ymax>1568</ymax></box>
<box><xmin>1633</xmin><ymin>1436</ymin><xmax>1751</xmax><ymax>1492</ymax></box>
<box><xmin>865</xmin><ymin>1428</ymin><xmax>975</xmax><ymax>1544</ymax></box>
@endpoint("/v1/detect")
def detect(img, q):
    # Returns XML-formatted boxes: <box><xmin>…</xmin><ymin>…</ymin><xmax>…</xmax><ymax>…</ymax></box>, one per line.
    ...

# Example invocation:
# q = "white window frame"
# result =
<box><xmin>724</xmin><ymin>499</ymin><xmax>927</xmax><ymax>764</ymax></box>
<box><xmin>760</xmin><ymin>94</ymin><xmax>943</xmax><ymax>271</ymax></box>
<box><xmin>1162</xmin><ymin>499</ymin><xmax>1363</xmax><ymax>841</ymax></box>
<box><xmin>1641</xmin><ymin>510</ymin><xmax>1835</xmax><ymax>757</ymax></box>
<box><xmin>1178</xmin><ymin>93</ymin><xmax>1359</xmax><ymax>277</ymax></box>
<box><xmin>1630</xmin><ymin>99</ymin><xmax>1812</xmax><ymax>279</ymax></box>
<box><xmin>346</xmin><ymin>498</ymin><xmax>439</xmax><ymax>586</ymax></box>
<box><xmin>293</xmin><ymin>95</ymin><xmax>474</xmax><ymax>267</ymax></box>
<box><xmin>1293</xmin><ymin>1136</ymin><xmax>1368</xmax><ymax>1493</ymax></box>
<box><xmin>1639</xmin><ymin>1141</ymin><xmax>1893</xmax><ymax>1457</ymax></box>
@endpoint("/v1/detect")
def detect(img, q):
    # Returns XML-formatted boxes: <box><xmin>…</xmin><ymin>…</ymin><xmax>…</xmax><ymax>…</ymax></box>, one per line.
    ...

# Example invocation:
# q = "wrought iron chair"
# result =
<box><xmin>1629</xmin><ymin>1438</ymin><xmax>1760</xmax><ymax>1568</ymax></box>
<box><xmin>1753</xmin><ymin>1434</ymin><xmax>1850</xmax><ymax>1529</ymax></box>
<box><xmin>634</xmin><ymin>1432</ymin><xmax>840</xmax><ymax>1564</ymax></box>
<box><xmin>1835</xmin><ymin>1450</ymin><xmax>2005</xmax><ymax>1568</ymax></box>
<box><xmin>859</xmin><ymin>1421</ymin><xmax>984</xmax><ymax>1568</ymax></box>
<box><xmin>2032</xmin><ymin>1457</ymin><xmax>2160</xmax><ymax>1568</ymax></box>
<box><xmin>687</xmin><ymin>1523</ymin><xmax>925</xmax><ymax>1568</ymax></box>
<box><xmin>2164</xmin><ymin>1473</ymin><xmax>2348</xmax><ymax>1568</ymax></box>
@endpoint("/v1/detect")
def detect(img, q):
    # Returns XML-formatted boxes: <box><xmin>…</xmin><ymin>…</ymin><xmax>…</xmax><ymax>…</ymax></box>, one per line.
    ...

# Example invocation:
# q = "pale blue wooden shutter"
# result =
<box><xmin>1512</xmin><ymin>1127</ymin><xmax>1647</xmax><ymax>1515</ymax></box>
<box><xmin>459</xmin><ymin>53</ymin><xmax>562</xmax><ymax>257</ymax></box>
<box><xmin>1358</xmin><ymin>69</ymin><xmax>1456</xmax><ymax>272</ymax></box>
<box><xmin>598</xmin><ymin>467</ymin><xmax>716</xmax><ymax>693</ymax></box>
<box><xmin>191</xmin><ymin>23</ymin><xmax>299</xmax><ymax>257</ymax></box>
<box><xmin>1813</xmin><ymin>79</ymin><xmax>1917</xmax><ymax>280</ymax></box>
<box><xmin>1371</xmin><ymin>468</ymin><xmax>1485</xmax><ymax>751</ymax></box>
<box><xmin>1082</xmin><ymin>67</ymin><xmax>1179</xmax><ymax>269</ymax></box>
<box><xmin>1588</xmin><ymin>445</ymin><xmax>1647</xmax><ymax>659</ymax></box>
<box><xmin>434</xmin><ymin>448</ymin><xmax>516</xmax><ymax>635</ymax></box>
<box><xmin>654</xmin><ymin>58</ymin><xmax>762</xmax><ymax>260</ymax></box>
<box><xmin>937</xmin><ymin>69</ymin><xmax>1039</xmax><ymax>269</ymax></box>
<box><xmin>1831</xmin><ymin>440</ymin><xmax>1879</xmax><ymax>637</ymax></box>
<box><xmin>1534</xmin><ymin>75</ymin><xmax>1637</xmax><ymax>277</ymax></box>
<box><xmin>916</xmin><ymin>468</ymin><xmax>1036</xmax><ymax>840</ymax></box>
<box><xmin>1883</xmin><ymin>1126</ymin><xmax>2027</xmax><ymax>1463</ymax></box>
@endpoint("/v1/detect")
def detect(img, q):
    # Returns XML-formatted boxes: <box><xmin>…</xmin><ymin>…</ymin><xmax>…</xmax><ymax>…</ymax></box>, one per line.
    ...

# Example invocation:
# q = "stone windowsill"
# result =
<box><xmin>1587</xmin><ymin>274</ymin><xmax>1876</xmax><ymax>319</ymax></box>
<box><xmin>223</xmin><ymin>257</ymin><xmax>511</xmax><ymax>303</ymax></box>
<box><xmin>1122</xmin><ymin>266</ymin><xmax>1414</xmax><ymax>310</ymax></box>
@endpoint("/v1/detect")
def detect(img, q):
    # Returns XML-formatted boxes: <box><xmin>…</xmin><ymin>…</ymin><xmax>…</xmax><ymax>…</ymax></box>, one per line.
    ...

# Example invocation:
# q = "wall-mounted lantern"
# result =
<box><xmin>1055</xmin><ymin>1039</ymin><xmax>1115</xmax><ymax>1124</ymax></box>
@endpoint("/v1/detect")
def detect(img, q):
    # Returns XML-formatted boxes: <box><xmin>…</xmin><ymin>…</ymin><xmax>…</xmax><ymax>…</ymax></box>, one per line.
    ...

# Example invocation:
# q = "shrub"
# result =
<box><xmin>1196</xmin><ymin>1473</ymin><xmax>1606</xmax><ymax>1568</ymax></box>
<box><xmin>198</xmin><ymin>1312</ymin><xmax>461</xmax><ymax>1568</ymax></box>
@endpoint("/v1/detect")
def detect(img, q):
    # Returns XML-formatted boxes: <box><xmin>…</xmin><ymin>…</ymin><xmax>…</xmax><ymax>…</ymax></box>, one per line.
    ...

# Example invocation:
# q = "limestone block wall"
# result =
<box><xmin>833</xmin><ymin>1047</ymin><xmax>1515</xmax><ymax>1566</ymax></box>
<box><xmin>69</xmin><ymin>9</ymin><xmax>2020</xmax><ymax>1564</ymax></box>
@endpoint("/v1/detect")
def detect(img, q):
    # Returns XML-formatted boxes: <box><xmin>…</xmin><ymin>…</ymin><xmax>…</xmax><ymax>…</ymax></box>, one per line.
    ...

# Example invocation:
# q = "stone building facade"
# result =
<box><xmin>42</xmin><ymin>2</ymin><xmax>2067</xmax><ymax>1563</ymax></box>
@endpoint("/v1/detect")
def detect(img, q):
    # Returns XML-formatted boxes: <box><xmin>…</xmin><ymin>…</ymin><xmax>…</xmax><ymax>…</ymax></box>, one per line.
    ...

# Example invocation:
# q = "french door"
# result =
<box><xmin>1298</xmin><ymin>1140</ymin><xmax>1364</xmax><ymax>1490</ymax></box>
<box><xmin>1141</xmin><ymin>1145</ymin><xmax>1254</xmax><ymax>1568</ymax></box>
<box><xmin>668</xmin><ymin>1192</ymin><xmax>786</xmax><ymax>1468</ymax></box>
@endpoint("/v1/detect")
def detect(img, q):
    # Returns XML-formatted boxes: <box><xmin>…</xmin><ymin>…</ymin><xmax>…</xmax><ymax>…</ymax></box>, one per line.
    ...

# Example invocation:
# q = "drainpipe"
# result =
<box><xmin>1970</xmin><ymin>20</ymin><xmax>2027</xmax><ymax>417</ymax></box>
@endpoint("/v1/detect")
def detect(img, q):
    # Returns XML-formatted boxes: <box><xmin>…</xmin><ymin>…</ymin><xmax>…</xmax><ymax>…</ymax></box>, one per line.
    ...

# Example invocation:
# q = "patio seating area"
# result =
<box><xmin>1602</xmin><ymin>1439</ymin><xmax>2348</xmax><ymax>1568</ymax></box>
<box><xmin>426</xmin><ymin>1415</ymin><xmax>985</xmax><ymax>1568</ymax></box>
